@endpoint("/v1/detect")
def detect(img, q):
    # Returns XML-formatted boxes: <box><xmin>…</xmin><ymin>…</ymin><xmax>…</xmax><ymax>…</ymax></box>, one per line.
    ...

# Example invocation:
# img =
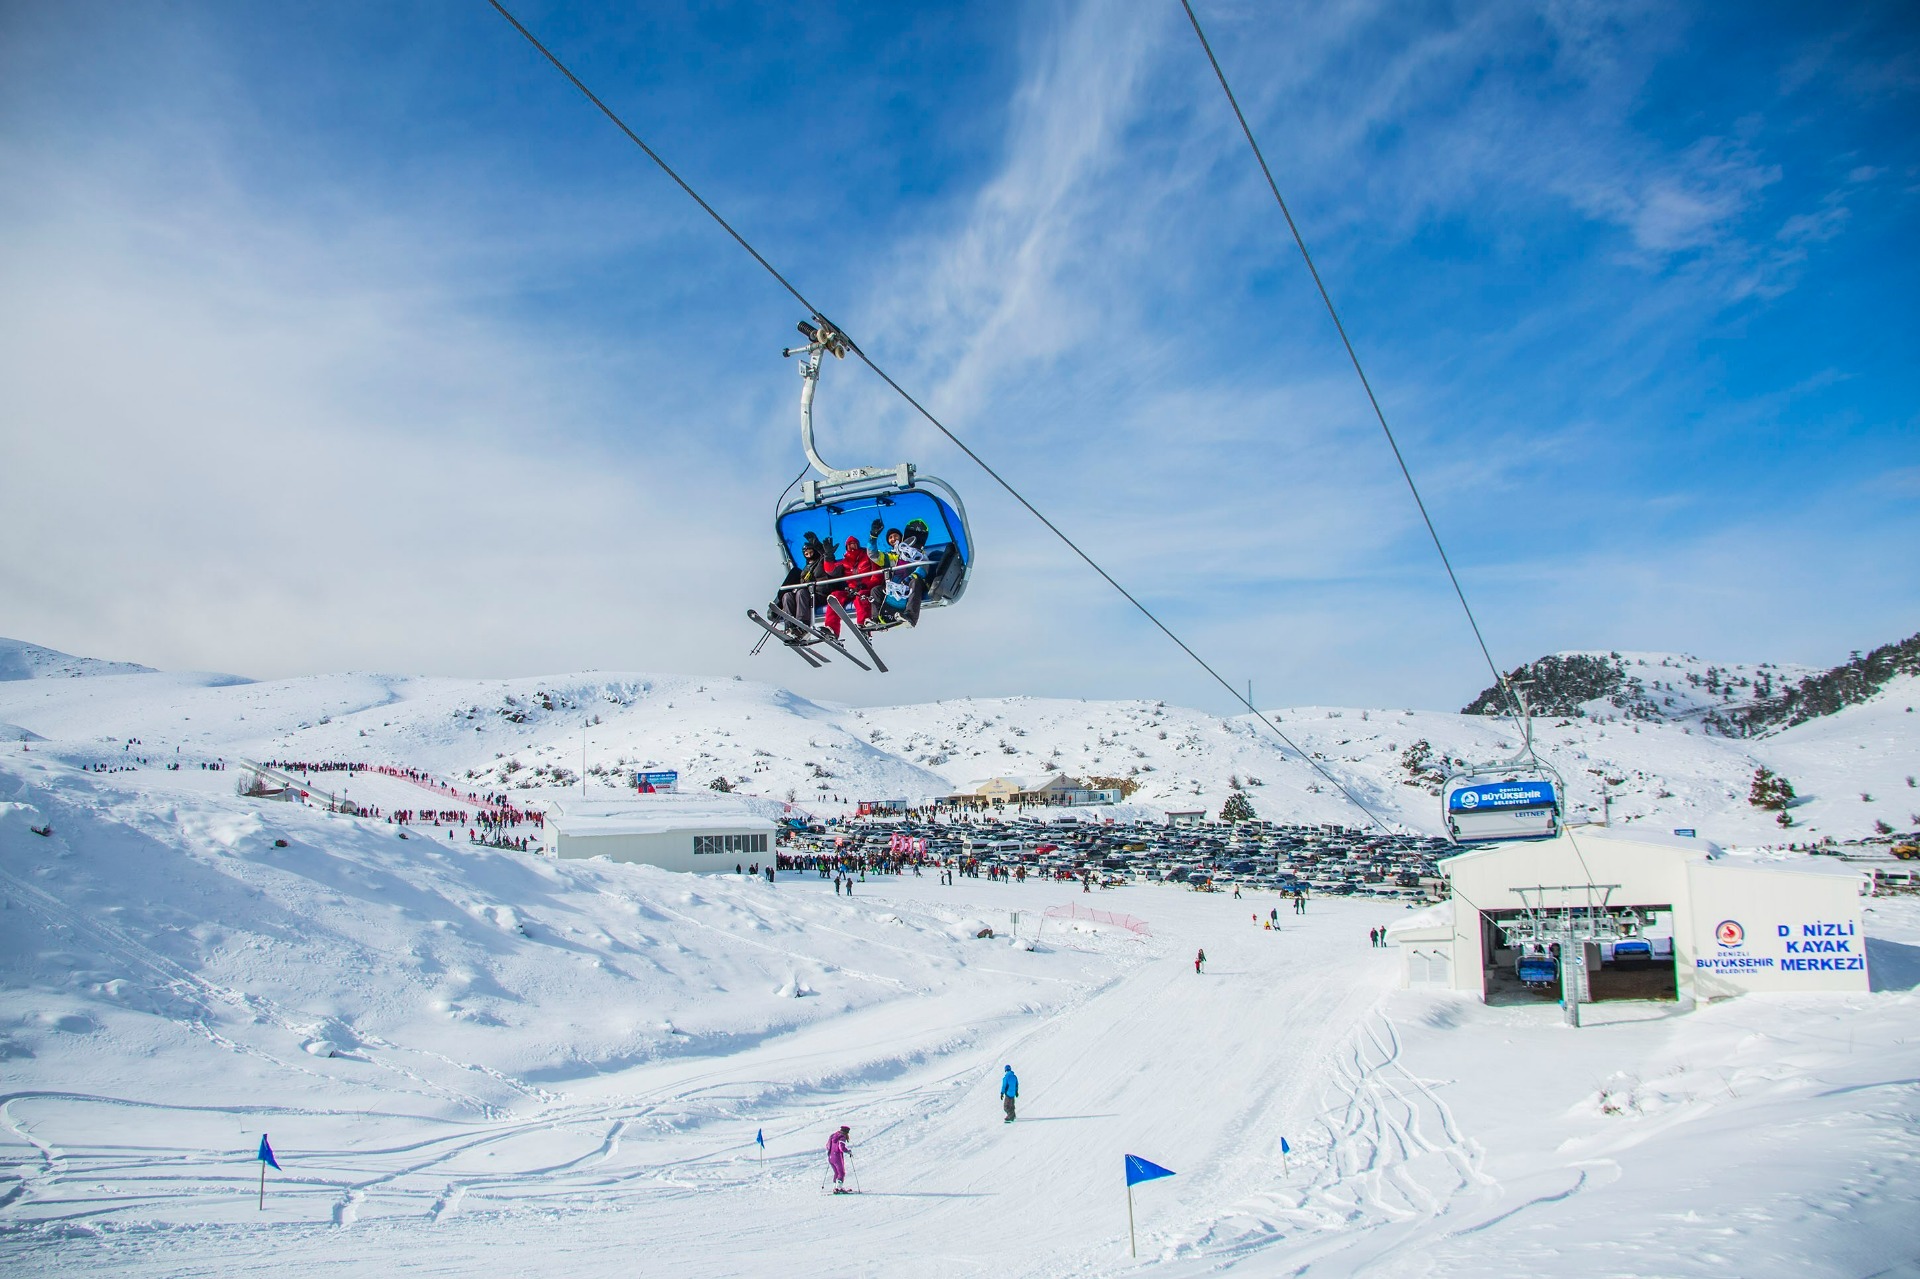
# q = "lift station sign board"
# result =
<box><xmin>1694</xmin><ymin>918</ymin><xmax>1866</xmax><ymax>984</ymax></box>
<box><xmin>1448</xmin><ymin>781</ymin><xmax>1557</xmax><ymax>814</ymax></box>
<box><xmin>633</xmin><ymin>771</ymin><xmax>679</xmax><ymax>793</ymax></box>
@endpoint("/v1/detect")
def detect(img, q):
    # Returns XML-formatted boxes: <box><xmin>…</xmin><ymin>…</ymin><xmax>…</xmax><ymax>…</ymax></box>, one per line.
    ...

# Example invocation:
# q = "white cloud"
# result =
<box><xmin>0</xmin><ymin>144</ymin><xmax>769</xmax><ymax>681</ymax></box>
<box><xmin>1561</xmin><ymin>137</ymin><xmax>1781</xmax><ymax>256</ymax></box>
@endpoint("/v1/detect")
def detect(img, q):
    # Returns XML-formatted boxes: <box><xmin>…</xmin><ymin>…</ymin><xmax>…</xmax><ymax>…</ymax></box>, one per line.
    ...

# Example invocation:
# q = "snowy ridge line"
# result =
<box><xmin>6</xmin><ymin>647</ymin><xmax>1916</xmax><ymax>840</ymax></box>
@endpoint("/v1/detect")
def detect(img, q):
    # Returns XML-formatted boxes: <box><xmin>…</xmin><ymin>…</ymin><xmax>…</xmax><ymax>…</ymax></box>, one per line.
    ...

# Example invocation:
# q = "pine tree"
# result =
<box><xmin>1748</xmin><ymin>767</ymin><xmax>1796</xmax><ymax>811</ymax></box>
<box><xmin>1220</xmin><ymin>792</ymin><xmax>1255</xmax><ymax>823</ymax></box>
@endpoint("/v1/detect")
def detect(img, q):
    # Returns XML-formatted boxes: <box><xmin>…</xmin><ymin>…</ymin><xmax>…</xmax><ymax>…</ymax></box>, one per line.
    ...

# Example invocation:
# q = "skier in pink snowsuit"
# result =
<box><xmin>827</xmin><ymin>1125</ymin><xmax>852</xmax><ymax>1192</ymax></box>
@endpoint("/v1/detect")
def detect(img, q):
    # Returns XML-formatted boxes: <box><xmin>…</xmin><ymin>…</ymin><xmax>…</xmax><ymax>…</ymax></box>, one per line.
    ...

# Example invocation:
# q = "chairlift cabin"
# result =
<box><xmin>1514</xmin><ymin>949</ymin><xmax>1559</xmax><ymax>989</ymax></box>
<box><xmin>746</xmin><ymin>318</ymin><xmax>974</xmax><ymax>674</ymax></box>
<box><xmin>1609</xmin><ymin>937</ymin><xmax>1653</xmax><ymax>964</ymax></box>
<box><xmin>774</xmin><ymin>480</ymin><xmax>972</xmax><ymax>610</ymax></box>
<box><xmin>1443</xmin><ymin>769</ymin><xmax>1564</xmax><ymax>843</ymax></box>
<box><xmin>1441</xmin><ymin>690</ymin><xmax>1566</xmax><ymax>844</ymax></box>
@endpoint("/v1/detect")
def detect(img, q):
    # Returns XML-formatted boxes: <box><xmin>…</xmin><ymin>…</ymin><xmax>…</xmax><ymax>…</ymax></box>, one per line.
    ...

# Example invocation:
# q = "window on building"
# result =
<box><xmin>694</xmin><ymin>832</ymin><xmax>769</xmax><ymax>855</ymax></box>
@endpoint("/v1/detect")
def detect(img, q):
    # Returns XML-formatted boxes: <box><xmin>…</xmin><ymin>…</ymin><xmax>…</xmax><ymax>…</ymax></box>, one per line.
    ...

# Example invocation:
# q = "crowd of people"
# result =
<box><xmin>773</xmin><ymin>519</ymin><xmax>933</xmax><ymax>639</ymax></box>
<box><xmin>256</xmin><ymin>758</ymin><xmax>544</xmax><ymax>850</ymax></box>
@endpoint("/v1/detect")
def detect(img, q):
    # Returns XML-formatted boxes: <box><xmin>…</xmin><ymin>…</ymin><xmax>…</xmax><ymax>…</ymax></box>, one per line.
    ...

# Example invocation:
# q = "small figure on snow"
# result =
<box><xmin>1194</xmin><ymin>948</ymin><xmax>1206</xmax><ymax>974</ymax></box>
<box><xmin>827</xmin><ymin>1125</ymin><xmax>852</xmax><ymax>1193</ymax></box>
<box><xmin>1000</xmin><ymin>1064</ymin><xmax>1019</xmax><ymax>1123</ymax></box>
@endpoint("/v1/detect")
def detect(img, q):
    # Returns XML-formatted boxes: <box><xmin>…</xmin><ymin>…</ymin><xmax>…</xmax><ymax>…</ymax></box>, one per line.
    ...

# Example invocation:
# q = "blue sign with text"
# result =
<box><xmin>1448</xmin><ymin>780</ymin><xmax>1557</xmax><ymax>814</ymax></box>
<box><xmin>633</xmin><ymin>771</ymin><xmax>679</xmax><ymax>792</ymax></box>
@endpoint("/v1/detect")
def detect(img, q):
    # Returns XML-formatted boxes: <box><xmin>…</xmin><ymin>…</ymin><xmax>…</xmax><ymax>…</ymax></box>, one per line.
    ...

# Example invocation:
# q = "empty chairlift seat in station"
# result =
<box><xmin>541</xmin><ymin>799</ymin><xmax>778</xmax><ymax>873</ymax></box>
<box><xmin>1395</xmin><ymin>827</ymin><xmax>1870</xmax><ymax>1006</ymax></box>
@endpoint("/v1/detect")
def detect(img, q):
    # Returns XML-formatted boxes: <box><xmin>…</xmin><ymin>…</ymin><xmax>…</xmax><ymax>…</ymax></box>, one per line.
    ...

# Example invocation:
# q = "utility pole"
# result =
<box><xmin>581</xmin><ymin>720</ymin><xmax>588</xmax><ymax>797</ymax></box>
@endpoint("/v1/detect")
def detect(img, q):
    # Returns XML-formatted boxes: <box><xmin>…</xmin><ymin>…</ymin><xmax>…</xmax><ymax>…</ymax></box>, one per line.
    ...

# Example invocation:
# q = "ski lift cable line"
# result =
<box><xmin>1179</xmin><ymin>0</ymin><xmax>1600</xmax><ymax>893</ymax></box>
<box><xmin>481</xmin><ymin>0</ymin><xmax>1399</xmax><ymax>835</ymax></box>
<box><xmin>1175</xmin><ymin>0</ymin><xmax>1523</xmax><ymax>727</ymax></box>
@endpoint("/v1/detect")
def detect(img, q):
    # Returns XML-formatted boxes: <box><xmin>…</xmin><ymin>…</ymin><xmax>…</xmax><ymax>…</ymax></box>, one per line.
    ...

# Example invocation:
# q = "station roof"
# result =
<box><xmin>546</xmin><ymin>799</ymin><xmax>776</xmax><ymax>837</ymax></box>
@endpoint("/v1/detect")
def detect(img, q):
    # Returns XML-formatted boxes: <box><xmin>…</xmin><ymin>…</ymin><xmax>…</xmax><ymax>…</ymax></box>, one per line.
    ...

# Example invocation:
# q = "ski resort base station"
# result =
<box><xmin>1392</xmin><ymin>828</ymin><xmax>1869</xmax><ymax>1004</ymax></box>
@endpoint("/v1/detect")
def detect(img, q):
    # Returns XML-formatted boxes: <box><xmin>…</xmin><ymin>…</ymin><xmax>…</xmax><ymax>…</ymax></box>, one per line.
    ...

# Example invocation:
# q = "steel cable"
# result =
<box><xmin>1176</xmin><ymin>0</ymin><xmax>1523</xmax><ymax>725</ymax></box>
<box><xmin>482</xmin><ymin>0</ymin><xmax>1401</xmax><ymax>833</ymax></box>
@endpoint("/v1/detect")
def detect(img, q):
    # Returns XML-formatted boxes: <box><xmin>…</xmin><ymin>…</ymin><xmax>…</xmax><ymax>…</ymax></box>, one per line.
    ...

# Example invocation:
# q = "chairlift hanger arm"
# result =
<box><xmin>785</xmin><ymin>316</ymin><xmax>914</xmax><ymax>490</ymax></box>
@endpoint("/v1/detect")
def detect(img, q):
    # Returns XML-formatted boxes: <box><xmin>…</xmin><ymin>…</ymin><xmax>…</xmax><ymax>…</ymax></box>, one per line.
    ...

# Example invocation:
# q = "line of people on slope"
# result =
<box><xmin>774</xmin><ymin>519</ymin><xmax>932</xmax><ymax>640</ymax></box>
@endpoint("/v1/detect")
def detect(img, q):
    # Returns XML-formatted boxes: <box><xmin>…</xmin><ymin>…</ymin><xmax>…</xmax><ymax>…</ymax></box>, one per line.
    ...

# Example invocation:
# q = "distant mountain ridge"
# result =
<box><xmin>1464</xmin><ymin>631</ymin><xmax>1919</xmax><ymax>737</ymax></box>
<box><xmin>2</xmin><ymin>634</ymin><xmax>1915</xmax><ymax>842</ymax></box>
<box><xmin>0</xmin><ymin>637</ymin><xmax>156</xmax><ymax>682</ymax></box>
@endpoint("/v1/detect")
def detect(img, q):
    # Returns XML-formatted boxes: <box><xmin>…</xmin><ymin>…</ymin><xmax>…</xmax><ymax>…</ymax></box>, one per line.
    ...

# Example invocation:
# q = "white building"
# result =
<box><xmin>1400</xmin><ymin>827</ymin><xmax>1869</xmax><ymax>1004</ymax></box>
<box><xmin>541</xmin><ymin>798</ymin><xmax>777</xmax><ymax>873</ymax></box>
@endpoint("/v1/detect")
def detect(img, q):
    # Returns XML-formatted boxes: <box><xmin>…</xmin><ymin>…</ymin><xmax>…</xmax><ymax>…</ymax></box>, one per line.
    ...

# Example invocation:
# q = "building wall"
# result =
<box><xmin>546</xmin><ymin>826</ymin><xmax>771</xmax><ymax>873</ymax></box>
<box><xmin>1682</xmin><ymin>862</ymin><xmax>1868</xmax><ymax>996</ymax></box>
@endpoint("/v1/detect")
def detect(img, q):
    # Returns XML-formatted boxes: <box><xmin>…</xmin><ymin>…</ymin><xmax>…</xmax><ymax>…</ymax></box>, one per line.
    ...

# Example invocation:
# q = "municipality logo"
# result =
<box><xmin>1715</xmin><ymin>919</ymin><xmax>1745</xmax><ymax>948</ymax></box>
<box><xmin>1458</xmin><ymin>790</ymin><xmax>1480</xmax><ymax>809</ymax></box>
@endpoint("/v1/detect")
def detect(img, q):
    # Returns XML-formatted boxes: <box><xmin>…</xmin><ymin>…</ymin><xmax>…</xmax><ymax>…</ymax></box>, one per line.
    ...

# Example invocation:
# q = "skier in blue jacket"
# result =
<box><xmin>1000</xmin><ymin>1065</ymin><xmax>1019</xmax><ymax>1123</ymax></box>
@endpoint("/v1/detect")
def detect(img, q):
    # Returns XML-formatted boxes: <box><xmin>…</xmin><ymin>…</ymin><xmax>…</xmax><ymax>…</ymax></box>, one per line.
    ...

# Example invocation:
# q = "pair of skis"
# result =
<box><xmin>746</xmin><ymin>600</ymin><xmax>887</xmax><ymax>673</ymax></box>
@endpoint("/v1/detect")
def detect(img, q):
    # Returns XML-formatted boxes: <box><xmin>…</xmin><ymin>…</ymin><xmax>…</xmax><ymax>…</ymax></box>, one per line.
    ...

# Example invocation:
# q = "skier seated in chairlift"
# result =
<box><xmin>826</xmin><ymin>536</ymin><xmax>880</xmax><ymax>635</ymax></box>
<box><xmin>869</xmin><ymin>520</ymin><xmax>930</xmax><ymax>627</ymax></box>
<box><xmin>889</xmin><ymin>522</ymin><xmax>931</xmax><ymax>626</ymax></box>
<box><xmin>774</xmin><ymin>534</ymin><xmax>830</xmax><ymax>636</ymax></box>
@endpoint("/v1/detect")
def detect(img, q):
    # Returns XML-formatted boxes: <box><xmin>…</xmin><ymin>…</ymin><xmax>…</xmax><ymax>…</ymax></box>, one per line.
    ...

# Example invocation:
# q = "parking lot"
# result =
<box><xmin>786</xmin><ymin>813</ymin><xmax>1452</xmax><ymax>900</ymax></box>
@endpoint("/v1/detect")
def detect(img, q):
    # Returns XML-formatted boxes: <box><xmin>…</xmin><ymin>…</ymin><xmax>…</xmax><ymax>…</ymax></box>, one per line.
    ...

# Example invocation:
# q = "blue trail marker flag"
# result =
<box><xmin>755</xmin><ymin>1129</ymin><xmax>765</xmax><ymax>1149</ymax></box>
<box><xmin>1124</xmin><ymin>1155</ymin><xmax>1175</xmax><ymax>1257</ymax></box>
<box><xmin>1125</xmin><ymin>1154</ymin><xmax>1175</xmax><ymax>1187</ymax></box>
<box><xmin>1280</xmin><ymin>1137</ymin><xmax>1291</xmax><ymax>1155</ymax></box>
<box><xmin>256</xmin><ymin>1133</ymin><xmax>280</xmax><ymax>1211</ymax></box>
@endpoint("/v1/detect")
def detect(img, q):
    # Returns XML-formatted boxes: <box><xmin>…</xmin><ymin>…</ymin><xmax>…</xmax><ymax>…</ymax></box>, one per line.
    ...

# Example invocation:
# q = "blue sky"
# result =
<box><xmin>2</xmin><ymin>0</ymin><xmax>1915</xmax><ymax>713</ymax></box>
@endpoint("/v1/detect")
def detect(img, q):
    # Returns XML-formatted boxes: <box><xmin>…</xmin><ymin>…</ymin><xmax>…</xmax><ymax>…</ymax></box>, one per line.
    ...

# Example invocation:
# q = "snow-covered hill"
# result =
<box><xmin>0</xmin><ymin>648</ymin><xmax>1912</xmax><ymax>845</ymax></box>
<box><xmin>0</xmin><ymin>636</ymin><xmax>158</xmax><ymax>681</ymax></box>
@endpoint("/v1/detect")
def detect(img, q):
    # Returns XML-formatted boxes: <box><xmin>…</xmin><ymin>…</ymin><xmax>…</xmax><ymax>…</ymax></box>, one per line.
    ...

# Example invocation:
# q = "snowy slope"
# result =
<box><xmin>0</xmin><ymin>640</ymin><xmax>1916</xmax><ymax>1274</ymax></box>
<box><xmin>1</xmin><ymin>739</ymin><xmax>1917</xmax><ymax>1278</ymax></box>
